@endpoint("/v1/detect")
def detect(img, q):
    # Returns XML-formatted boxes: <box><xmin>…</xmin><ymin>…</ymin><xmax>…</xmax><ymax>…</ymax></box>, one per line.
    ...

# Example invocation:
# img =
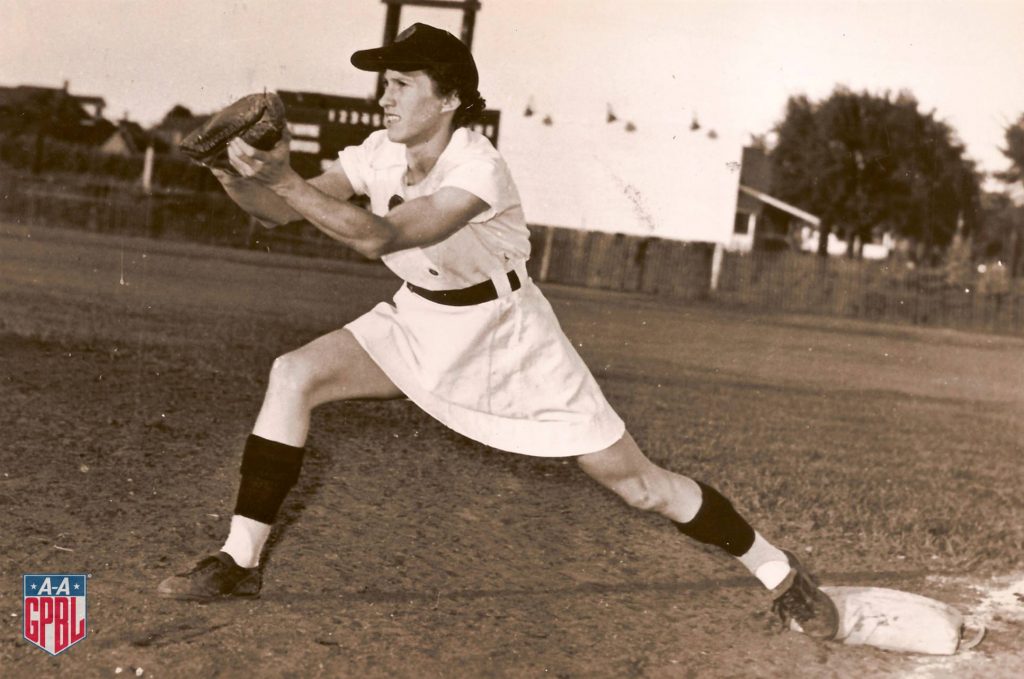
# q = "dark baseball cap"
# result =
<box><xmin>350</xmin><ymin>23</ymin><xmax>478</xmax><ymax>92</ymax></box>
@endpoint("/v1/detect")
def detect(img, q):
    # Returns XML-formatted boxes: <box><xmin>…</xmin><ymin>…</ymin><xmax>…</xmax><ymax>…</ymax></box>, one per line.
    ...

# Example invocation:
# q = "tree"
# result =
<box><xmin>161</xmin><ymin>104</ymin><xmax>195</xmax><ymax>123</ymax></box>
<box><xmin>769</xmin><ymin>87</ymin><xmax>981</xmax><ymax>260</ymax></box>
<box><xmin>996</xmin><ymin>113</ymin><xmax>1024</xmax><ymax>186</ymax></box>
<box><xmin>978</xmin><ymin>115</ymin><xmax>1024</xmax><ymax>276</ymax></box>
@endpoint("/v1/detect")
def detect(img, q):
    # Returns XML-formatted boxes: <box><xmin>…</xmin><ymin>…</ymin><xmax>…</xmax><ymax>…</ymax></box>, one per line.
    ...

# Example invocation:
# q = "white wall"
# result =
<box><xmin>498</xmin><ymin>115</ymin><xmax>742</xmax><ymax>244</ymax></box>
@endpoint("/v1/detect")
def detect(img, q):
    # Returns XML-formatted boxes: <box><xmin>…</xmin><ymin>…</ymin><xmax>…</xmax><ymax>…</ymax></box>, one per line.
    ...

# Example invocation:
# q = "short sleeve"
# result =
<box><xmin>438</xmin><ymin>158</ymin><xmax>515</xmax><ymax>223</ymax></box>
<box><xmin>337</xmin><ymin>141</ymin><xmax>372</xmax><ymax>197</ymax></box>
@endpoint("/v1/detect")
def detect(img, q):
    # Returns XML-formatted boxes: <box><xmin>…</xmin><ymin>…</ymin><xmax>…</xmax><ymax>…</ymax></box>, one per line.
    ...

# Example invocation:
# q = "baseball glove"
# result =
<box><xmin>179</xmin><ymin>92</ymin><xmax>286</xmax><ymax>171</ymax></box>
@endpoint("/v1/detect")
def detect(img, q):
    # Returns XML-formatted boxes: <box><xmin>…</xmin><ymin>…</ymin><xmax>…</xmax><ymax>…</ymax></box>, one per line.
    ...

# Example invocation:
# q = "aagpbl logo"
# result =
<box><xmin>23</xmin><ymin>574</ymin><xmax>88</xmax><ymax>655</ymax></box>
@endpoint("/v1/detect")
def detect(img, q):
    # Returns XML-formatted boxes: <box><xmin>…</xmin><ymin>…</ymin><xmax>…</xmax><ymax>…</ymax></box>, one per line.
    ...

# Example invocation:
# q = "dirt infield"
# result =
<box><xmin>2</xmin><ymin>223</ymin><xmax>1022</xmax><ymax>678</ymax></box>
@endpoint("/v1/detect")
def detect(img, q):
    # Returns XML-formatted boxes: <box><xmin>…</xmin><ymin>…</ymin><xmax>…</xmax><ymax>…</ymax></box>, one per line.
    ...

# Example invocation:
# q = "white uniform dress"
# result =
<box><xmin>340</xmin><ymin>128</ymin><xmax>625</xmax><ymax>456</ymax></box>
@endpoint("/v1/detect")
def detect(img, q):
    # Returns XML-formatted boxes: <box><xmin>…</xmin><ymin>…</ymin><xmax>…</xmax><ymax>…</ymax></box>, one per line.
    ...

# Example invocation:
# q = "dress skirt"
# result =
<box><xmin>345</xmin><ymin>276</ymin><xmax>625</xmax><ymax>457</ymax></box>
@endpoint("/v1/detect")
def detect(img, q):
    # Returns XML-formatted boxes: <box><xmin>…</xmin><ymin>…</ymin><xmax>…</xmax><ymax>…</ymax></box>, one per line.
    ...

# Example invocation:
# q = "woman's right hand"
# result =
<box><xmin>210</xmin><ymin>167</ymin><xmax>242</xmax><ymax>183</ymax></box>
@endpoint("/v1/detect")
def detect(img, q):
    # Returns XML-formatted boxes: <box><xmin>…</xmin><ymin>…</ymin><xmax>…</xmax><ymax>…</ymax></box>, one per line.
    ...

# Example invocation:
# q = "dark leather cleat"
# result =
<box><xmin>157</xmin><ymin>552</ymin><xmax>261</xmax><ymax>602</ymax></box>
<box><xmin>771</xmin><ymin>550</ymin><xmax>839</xmax><ymax>640</ymax></box>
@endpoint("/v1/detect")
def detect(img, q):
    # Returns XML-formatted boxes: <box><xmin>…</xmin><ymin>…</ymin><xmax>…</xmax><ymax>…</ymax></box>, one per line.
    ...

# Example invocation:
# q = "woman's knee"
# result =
<box><xmin>618</xmin><ymin>474</ymin><xmax>667</xmax><ymax>512</ymax></box>
<box><xmin>267</xmin><ymin>350</ymin><xmax>322</xmax><ymax>401</ymax></box>
<box><xmin>577</xmin><ymin>453</ymin><xmax>666</xmax><ymax>512</ymax></box>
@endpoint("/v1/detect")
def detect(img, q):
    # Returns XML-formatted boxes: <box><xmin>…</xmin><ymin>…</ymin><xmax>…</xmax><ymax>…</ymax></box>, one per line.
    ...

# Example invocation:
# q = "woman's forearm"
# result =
<box><xmin>216</xmin><ymin>172</ymin><xmax>304</xmax><ymax>227</ymax></box>
<box><xmin>271</xmin><ymin>171</ymin><xmax>396</xmax><ymax>258</ymax></box>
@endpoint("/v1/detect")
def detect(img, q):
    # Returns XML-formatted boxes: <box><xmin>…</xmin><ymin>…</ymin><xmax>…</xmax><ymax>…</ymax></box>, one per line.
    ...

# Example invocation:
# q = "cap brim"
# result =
<box><xmin>350</xmin><ymin>45</ymin><xmax>430</xmax><ymax>73</ymax></box>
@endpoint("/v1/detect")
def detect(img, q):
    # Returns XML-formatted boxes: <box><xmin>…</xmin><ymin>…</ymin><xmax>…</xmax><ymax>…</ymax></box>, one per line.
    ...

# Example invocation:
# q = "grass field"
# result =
<box><xmin>1</xmin><ymin>222</ymin><xmax>1022</xmax><ymax>678</ymax></box>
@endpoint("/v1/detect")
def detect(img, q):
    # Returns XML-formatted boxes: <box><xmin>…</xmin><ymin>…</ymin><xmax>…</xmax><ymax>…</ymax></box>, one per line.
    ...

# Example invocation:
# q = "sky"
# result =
<box><xmin>3</xmin><ymin>0</ymin><xmax>1023</xmax><ymax>238</ymax></box>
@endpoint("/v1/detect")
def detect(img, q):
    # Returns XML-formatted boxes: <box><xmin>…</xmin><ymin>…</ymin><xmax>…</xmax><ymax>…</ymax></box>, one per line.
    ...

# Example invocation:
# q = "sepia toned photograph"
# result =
<box><xmin>2</xmin><ymin>1</ymin><xmax>1022</xmax><ymax>676</ymax></box>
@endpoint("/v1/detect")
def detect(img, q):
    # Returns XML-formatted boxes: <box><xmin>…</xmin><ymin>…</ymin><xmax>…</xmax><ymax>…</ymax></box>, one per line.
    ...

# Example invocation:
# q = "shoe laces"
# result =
<box><xmin>182</xmin><ymin>555</ymin><xmax>227</xmax><ymax>576</ymax></box>
<box><xmin>773</xmin><ymin>576</ymin><xmax>818</xmax><ymax>623</ymax></box>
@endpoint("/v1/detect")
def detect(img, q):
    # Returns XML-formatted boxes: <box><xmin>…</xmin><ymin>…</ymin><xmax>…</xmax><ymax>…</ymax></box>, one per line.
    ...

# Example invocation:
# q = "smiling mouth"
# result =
<box><xmin>384</xmin><ymin>113</ymin><xmax>400</xmax><ymax>124</ymax></box>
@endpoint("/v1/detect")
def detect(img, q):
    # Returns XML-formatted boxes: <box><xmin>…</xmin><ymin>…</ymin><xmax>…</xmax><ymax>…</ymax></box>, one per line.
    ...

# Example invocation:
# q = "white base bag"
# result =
<box><xmin>815</xmin><ymin>586</ymin><xmax>985</xmax><ymax>655</ymax></box>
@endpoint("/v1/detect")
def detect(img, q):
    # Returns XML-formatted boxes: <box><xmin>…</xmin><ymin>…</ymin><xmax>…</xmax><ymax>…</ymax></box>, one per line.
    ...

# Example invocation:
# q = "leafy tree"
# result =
<box><xmin>161</xmin><ymin>104</ymin><xmax>195</xmax><ymax>123</ymax></box>
<box><xmin>977</xmin><ymin>117</ymin><xmax>1024</xmax><ymax>276</ymax></box>
<box><xmin>996</xmin><ymin>113</ymin><xmax>1024</xmax><ymax>185</ymax></box>
<box><xmin>770</xmin><ymin>87</ymin><xmax>981</xmax><ymax>260</ymax></box>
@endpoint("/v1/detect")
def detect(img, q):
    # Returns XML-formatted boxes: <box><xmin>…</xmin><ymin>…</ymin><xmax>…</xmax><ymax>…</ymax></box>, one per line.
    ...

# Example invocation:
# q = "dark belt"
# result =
<box><xmin>406</xmin><ymin>270</ymin><xmax>521</xmax><ymax>306</ymax></box>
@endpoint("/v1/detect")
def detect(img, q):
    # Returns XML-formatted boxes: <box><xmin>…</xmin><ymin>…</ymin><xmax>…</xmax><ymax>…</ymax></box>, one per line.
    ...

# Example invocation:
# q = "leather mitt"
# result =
<box><xmin>179</xmin><ymin>92</ymin><xmax>286</xmax><ymax>171</ymax></box>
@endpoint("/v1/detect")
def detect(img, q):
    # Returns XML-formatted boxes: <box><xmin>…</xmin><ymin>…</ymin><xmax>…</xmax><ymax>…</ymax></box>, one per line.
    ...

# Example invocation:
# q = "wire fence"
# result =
<box><xmin>0</xmin><ymin>169</ymin><xmax>373</xmax><ymax>263</ymax></box>
<box><xmin>3</xmin><ymin>168</ymin><xmax>1022</xmax><ymax>335</ymax></box>
<box><xmin>714</xmin><ymin>250</ymin><xmax>1023</xmax><ymax>333</ymax></box>
<box><xmin>0</xmin><ymin>134</ymin><xmax>218</xmax><ymax>191</ymax></box>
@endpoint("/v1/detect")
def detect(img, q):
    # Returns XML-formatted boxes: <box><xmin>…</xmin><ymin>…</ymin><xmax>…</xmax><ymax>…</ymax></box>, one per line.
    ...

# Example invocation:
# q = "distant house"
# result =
<box><xmin>732</xmin><ymin>146</ymin><xmax>891</xmax><ymax>259</ymax></box>
<box><xmin>100</xmin><ymin>120</ymin><xmax>170</xmax><ymax>156</ymax></box>
<box><xmin>0</xmin><ymin>82</ymin><xmax>110</xmax><ymax>143</ymax></box>
<box><xmin>150</xmin><ymin>105</ymin><xmax>210</xmax><ymax>151</ymax></box>
<box><xmin>0</xmin><ymin>83</ymin><xmax>106</xmax><ymax>119</ymax></box>
<box><xmin>731</xmin><ymin>146</ymin><xmax>819</xmax><ymax>252</ymax></box>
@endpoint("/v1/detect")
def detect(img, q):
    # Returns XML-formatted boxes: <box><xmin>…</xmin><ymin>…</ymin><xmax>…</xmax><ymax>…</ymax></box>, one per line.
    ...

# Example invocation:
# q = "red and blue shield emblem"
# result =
<box><xmin>23</xmin><ymin>574</ymin><xmax>88</xmax><ymax>655</ymax></box>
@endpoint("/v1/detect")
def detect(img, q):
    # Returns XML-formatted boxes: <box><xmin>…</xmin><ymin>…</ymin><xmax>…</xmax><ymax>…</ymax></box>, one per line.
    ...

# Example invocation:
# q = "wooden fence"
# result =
<box><xmin>529</xmin><ymin>227</ymin><xmax>712</xmax><ymax>301</ymax></box>
<box><xmin>2</xmin><ymin>170</ymin><xmax>1022</xmax><ymax>334</ymax></box>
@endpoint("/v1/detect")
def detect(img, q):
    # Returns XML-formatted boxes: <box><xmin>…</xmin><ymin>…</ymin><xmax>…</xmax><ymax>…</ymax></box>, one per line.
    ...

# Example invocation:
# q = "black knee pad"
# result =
<box><xmin>674</xmin><ymin>481</ymin><xmax>755</xmax><ymax>557</ymax></box>
<box><xmin>239</xmin><ymin>434</ymin><xmax>304</xmax><ymax>486</ymax></box>
<box><xmin>234</xmin><ymin>434</ymin><xmax>305</xmax><ymax>524</ymax></box>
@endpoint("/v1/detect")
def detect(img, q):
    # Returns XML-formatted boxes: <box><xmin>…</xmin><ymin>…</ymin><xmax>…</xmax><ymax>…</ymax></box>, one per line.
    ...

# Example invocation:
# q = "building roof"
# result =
<box><xmin>736</xmin><ymin>145</ymin><xmax>821</xmax><ymax>225</ymax></box>
<box><xmin>108</xmin><ymin>120</ymin><xmax>152</xmax><ymax>154</ymax></box>
<box><xmin>0</xmin><ymin>84</ymin><xmax>105</xmax><ymax>114</ymax></box>
<box><xmin>738</xmin><ymin>184</ymin><xmax>820</xmax><ymax>226</ymax></box>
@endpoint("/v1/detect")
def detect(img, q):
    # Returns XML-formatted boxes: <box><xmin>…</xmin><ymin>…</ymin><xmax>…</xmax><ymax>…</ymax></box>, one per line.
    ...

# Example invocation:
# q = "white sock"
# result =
<box><xmin>221</xmin><ymin>514</ymin><xmax>272</xmax><ymax>569</ymax></box>
<box><xmin>754</xmin><ymin>560</ymin><xmax>792</xmax><ymax>591</ymax></box>
<box><xmin>737</xmin><ymin>532</ymin><xmax>791</xmax><ymax>590</ymax></box>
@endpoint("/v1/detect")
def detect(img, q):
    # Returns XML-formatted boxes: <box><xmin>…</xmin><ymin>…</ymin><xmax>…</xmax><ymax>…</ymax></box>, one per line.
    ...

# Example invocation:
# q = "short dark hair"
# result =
<box><xmin>424</xmin><ymin>62</ymin><xmax>486</xmax><ymax>129</ymax></box>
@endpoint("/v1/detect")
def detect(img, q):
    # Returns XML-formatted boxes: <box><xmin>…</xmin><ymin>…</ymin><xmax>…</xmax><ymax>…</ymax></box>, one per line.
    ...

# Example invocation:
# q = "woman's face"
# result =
<box><xmin>379</xmin><ymin>69</ymin><xmax>457</xmax><ymax>146</ymax></box>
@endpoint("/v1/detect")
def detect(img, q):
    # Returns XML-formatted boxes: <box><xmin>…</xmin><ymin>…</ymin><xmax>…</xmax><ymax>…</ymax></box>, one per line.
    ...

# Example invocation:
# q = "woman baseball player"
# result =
<box><xmin>158</xmin><ymin>23</ymin><xmax>838</xmax><ymax>640</ymax></box>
